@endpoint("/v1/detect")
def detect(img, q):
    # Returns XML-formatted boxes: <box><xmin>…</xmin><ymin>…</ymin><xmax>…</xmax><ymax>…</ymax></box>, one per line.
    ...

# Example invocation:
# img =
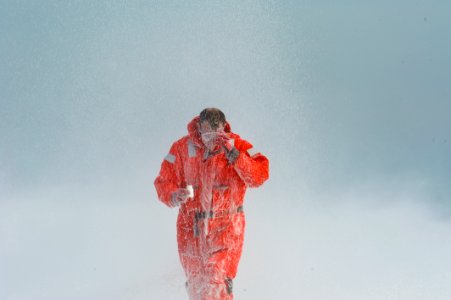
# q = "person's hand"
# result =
<box><xmin>216</xmin><ymin>132</ymin><xmax>234</xmax><ymax>152</ymax></box>
<box><xmin>170</xmin><ymin>188</ymin><xmax>191</xmax><ymax>207</ymax></box>
<box><xmin>217</xmin><ymin>132</ymin><xmax>240</xmax><ymax>164</ymax></box>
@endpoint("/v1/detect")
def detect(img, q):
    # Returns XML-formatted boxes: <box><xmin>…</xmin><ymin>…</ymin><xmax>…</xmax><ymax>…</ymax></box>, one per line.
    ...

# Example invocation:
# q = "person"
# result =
<box><xmin>154</xmin><ymin>108</ymin><xmax>269</xmax><ymax>299</ymax></box>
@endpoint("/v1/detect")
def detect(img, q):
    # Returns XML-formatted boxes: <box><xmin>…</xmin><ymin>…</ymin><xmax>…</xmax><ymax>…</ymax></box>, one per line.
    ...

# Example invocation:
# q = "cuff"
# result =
<box><xmin>170</xmin><ymin>192</ymin><xmax>180</xmax><ymax>207</ymax></box>
<box><xmin>226</xmin><ymin>147</ymin><xmax>240</xmax><ymax>164</ymax></box>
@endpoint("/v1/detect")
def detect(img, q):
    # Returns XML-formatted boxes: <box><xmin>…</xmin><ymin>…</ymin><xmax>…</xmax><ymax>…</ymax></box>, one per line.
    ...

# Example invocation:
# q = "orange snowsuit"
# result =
<box><xmin>154</xmin><ymin>116</ymin><xmax>269</xmax><ymax>300</ymax></box>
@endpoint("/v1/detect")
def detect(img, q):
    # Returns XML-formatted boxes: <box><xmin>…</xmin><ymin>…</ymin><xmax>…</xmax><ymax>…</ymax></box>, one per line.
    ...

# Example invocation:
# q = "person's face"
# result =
<box><xmin>198</xmin><ymin>121</ymin><xmax>225</xmax><ymax>149</ymax></box>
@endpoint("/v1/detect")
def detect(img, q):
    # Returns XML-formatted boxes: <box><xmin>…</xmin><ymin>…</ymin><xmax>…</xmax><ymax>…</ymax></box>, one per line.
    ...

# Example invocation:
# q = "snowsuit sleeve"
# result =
<box><xmin>232</xmin><ymin>139</ymin><xmax>269</xmax><ymax>188</ymax></box>
<box><xmin>154</xmin><ymin>141</ymin><xmax>184</xmax><ymax>208</ymax></box>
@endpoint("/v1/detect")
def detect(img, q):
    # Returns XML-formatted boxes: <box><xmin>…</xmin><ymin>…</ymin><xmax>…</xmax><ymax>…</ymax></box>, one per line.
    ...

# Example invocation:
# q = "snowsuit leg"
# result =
<box><xmin>184</xmin><ymin>251</ymin><xmax>235</xmax><ymax>300</ymax></box>
<box><xmin>178</xmin><ymin>213</ymin><xmax>245</xmax><ymax>300</ymax></box>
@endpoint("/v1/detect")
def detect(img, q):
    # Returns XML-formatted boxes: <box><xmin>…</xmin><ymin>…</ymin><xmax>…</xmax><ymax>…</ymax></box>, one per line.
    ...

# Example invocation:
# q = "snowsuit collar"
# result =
<box><xmin>187</xmin><ymin>116</ymin><xmax>232</xmax><ymax>148</ymax></box>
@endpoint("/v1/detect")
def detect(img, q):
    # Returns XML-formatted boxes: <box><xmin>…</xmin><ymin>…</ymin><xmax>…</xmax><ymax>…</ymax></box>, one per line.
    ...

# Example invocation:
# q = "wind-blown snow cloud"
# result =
<box><xmin>1</xmin><ymin>1</ymin><xmax>450</xmax><ymax>299</ymax></box>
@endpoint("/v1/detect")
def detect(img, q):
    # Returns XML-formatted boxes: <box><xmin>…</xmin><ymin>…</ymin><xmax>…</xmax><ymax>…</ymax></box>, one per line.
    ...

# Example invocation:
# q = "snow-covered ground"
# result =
<box><xmin>2</xmin><ymin>183</ymin><xmax>450</xmax><ymax>300</ymax></box>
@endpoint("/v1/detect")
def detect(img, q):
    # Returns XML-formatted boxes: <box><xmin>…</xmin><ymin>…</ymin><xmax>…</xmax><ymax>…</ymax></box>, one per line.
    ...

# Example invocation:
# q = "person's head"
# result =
<box><xmin>198</xmin><ymin>108</ymin><xmax>226</xmax><ymax>148</ymax></box>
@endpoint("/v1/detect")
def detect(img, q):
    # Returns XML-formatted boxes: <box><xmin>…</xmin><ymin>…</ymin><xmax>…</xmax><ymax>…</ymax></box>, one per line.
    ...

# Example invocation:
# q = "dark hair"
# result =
<box><xmin>199</xmin><ymin>108</ymin><xmax>226</xmax><ymax>130</ymax></box>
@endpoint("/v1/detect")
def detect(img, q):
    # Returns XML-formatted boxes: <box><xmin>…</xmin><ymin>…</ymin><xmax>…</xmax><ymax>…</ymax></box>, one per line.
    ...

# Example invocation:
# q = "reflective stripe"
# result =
<box><xmin>213</xmin><ymin>184</ymin><xmax>229</xmax><ymax>191</ymax></box>
<box><xmin>164</xmin><ymin>153</ymin><xmax>176</xmax><ymax>163</ymax></box>
<box><xmin>188</xmin><ymin>142</ymin><xmax>197</xmax><ymax>158</ymax></box>
<box><xmin>247</xmin><ymin>147</ymin><xmax>259</xmax><ymax>157</ymax></box>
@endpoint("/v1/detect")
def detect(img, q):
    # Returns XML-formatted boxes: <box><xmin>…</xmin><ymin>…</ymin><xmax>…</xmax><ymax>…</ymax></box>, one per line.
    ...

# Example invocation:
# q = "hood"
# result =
<box><xmin>187</xmin><ymin>116</ymin><xmax>232</xmax><ymax>147</ymax></box>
